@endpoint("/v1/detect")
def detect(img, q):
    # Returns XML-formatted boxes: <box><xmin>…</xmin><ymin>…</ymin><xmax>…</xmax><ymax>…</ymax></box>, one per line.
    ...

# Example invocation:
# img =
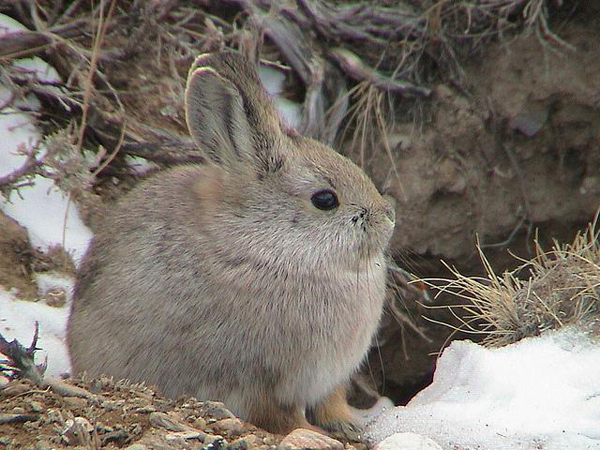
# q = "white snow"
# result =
<box><xmin>0</xmin><ymin>14</ymin><xmax>93</xmax><ymax>267</ymax></box>
<box><xmin>0</xmin><ymin>284</ymin><xmax>73</xmax><ymax>382</ymax></box>
<box><xmin>126</xmin><ymin>155</ymin><xmax>159</xmax><ymax>175</ymax></box>
<box><xmin>0</xmin><ymin>13</ymin><xmax>86</xmax><ymax>382</ymax></box>
<box><xmin>0</xmin><ymin>12</ymin><xmax>28</xmax><ymax>34</ymax></box>
<box><xmin>375</xmin><ymin>433</ymin><xmax>442</xmax><ymax>450</ymax></box>
<box><xmin>352</xmin><ymin>396</ymin><xmax>394</xmax><ymax>427</ymax></box>
<box><xmin>366</xmin><ymin>327</ymin><xmax>600</xmax><ymax>450</ymax></box>
<box><xmin>258</xmin><ymin>64</ymin><xmax>302</xmax><ymax>130</ymax></box>
<box><xmin>1</xmin><ymin>176</ymin><xmax>93</xmax><ymax>266</ymax></box>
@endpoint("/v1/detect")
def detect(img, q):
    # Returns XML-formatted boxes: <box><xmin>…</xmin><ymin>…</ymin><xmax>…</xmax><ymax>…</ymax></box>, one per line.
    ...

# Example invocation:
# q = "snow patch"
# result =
<box><xmin>366</xmin><ymin>328</ymin><xmax>600</xmax><ymax>450</ymax></box>
<box><xmin>0</xmin><ymin>15</ymin><xmax>93</xmax><ymax>267</ymax></box>
<box><xmin>0</xmin><ymin>287</ymin><xmax>72</xmax><ymax>380</ymax></box>
<box><xmin>375</xmin><ymin>433</ymin><xmax>442</xmax><ymax>450</ymax></box>
<box><xmin>1</xmin><ymin>176</ymin><xmax>93</xmax><ymax>266</ymax></box>
<box><xmin>35</xmin><ymin>272</ymin><xmax>74</xmax><ymax>299</ymax></box>
<box><xmin>126</xmin><ymin>155</ymin><xmax>159</xmax><ymax>175</ymax></box>
<box><xmin>258</xmin><ymin>64</ymin><xmax>302</xmax><ymax>130</ymax></box>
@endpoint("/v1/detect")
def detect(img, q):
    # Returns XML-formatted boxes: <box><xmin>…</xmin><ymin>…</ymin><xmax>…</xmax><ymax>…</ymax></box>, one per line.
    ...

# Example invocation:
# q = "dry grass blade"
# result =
<box><xmin>75</xmin><ymin>0</ymin><xmax>117</xmax><ymax>153</ymax></box>
<box><xmin>420</xmin><ymin>215</ymin><xmax>600</xmax><ymax>347</ymax></box>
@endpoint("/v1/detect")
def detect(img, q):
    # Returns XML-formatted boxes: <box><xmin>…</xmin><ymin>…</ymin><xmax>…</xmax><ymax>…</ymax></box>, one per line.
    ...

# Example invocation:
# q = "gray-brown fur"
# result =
<box><xmin>67</xmin><ymin>51</ymin><xmax>395</xmax><ymax>436</ymax></box>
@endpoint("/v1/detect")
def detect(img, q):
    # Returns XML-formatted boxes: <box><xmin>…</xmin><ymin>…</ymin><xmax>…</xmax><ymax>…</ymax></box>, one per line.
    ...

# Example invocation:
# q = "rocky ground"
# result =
<box><xmin>0</xmin><ymin>375</ymin><xmax>363</xmax><ymax>450</ymax></box>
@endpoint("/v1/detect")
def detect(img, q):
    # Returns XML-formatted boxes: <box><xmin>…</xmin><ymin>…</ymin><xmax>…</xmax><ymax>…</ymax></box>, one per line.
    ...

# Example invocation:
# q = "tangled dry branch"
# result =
<box><xmin>0</xmin><ymin>0</ymin><xmax>575</xmax><ymax>195</ymax></box>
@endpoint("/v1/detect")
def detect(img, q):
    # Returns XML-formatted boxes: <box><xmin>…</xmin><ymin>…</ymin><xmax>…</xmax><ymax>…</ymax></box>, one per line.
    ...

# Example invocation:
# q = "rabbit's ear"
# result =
<box><xmin>185</xmin><ymin>52</ymin><xmax>283</xmax><ymax>170</ymax></box>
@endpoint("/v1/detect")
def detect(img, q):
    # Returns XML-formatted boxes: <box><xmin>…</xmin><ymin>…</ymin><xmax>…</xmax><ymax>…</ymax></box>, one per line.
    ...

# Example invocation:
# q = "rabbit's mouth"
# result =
<box><xmin>350</xmin><ymin>221</ymin><xmax>394</xmax><ymax>266</ymax></box>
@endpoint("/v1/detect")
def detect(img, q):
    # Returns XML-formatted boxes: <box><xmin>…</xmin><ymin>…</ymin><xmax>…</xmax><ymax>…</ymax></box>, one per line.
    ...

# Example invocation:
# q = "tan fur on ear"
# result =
<box><xmin>185</xmin><ymin>67</ymin><xmax>252</xmax><ymax>167</ymax></box>
<box><xmin>185</xmin><ymin>52</ymin><xmax>284</xmax><ymax>168</ymax></box>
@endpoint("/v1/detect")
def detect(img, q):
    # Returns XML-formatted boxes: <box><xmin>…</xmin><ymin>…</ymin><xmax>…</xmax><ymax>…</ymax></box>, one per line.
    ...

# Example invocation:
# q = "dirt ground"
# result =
<box><xmin>0</xmin><ymin>376</ymin><xmax>293</xmax><ymax>449</ymax></box>
<box><xmin>1</xmin><ymin>1</ymin><xmax>599</xmax><ymax>447</ymax></box>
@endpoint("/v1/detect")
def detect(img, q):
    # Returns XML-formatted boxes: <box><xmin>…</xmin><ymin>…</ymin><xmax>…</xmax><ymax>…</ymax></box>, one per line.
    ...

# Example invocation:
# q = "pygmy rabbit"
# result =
<box><xmin>67</xmin><ymin>51</ymin><xmax>396</xmax><ymax>438</ymax></box>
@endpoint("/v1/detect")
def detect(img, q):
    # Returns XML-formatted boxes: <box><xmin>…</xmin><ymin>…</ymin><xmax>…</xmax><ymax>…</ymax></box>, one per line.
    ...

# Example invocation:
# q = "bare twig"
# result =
<box><xmin>75</xmin><ymin>0</ymin><xmax>117</xmax><ymax>153</ymax></box>
<box><xmin>0</xmin><ymin>142</ymin><xmax>43</xmax><ymax>187</ymax></box>
<box><xmin>0</xmin><ymin>322</ymin><xmax>46</xmax><ymax>385</ymax></box>
<box><xmin>329</xmin><ymin>48</ymin><xmax>431</xmax><ymax>97</ymax></box>
<box><xmin>0</xmin><ymin>19</ymin><xmax>89</xmax><ymax>60</ymax></box>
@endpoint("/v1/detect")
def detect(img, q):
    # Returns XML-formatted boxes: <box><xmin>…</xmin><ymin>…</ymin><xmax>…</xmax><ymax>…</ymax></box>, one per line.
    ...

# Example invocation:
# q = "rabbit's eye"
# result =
<box><xmin>311</xmin><ymin>190</ymin><xmax>339</xmax><ymax>211</ymax></box>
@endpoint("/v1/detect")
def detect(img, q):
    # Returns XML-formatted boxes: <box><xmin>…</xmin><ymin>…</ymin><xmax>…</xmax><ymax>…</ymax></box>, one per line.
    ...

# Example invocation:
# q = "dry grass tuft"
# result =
<box><xmin>0</xmin><ymin>0</ymin><xmax>580</xmax><ymax>200</ymax></box>
<box><xmin>338</xmin><ymin>82</ymin><xmax>398</xmax><ymax>176</ymax></box>
<box><xmin>422</xmin><ymin>214</ymin><xmax>600</xmax><ymax>347</ymax></box>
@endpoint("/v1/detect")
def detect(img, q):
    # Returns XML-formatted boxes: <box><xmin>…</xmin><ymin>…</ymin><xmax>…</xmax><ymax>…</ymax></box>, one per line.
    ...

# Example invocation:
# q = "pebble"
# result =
<box><xmin>226</xmin><ymin>435</ymin><xmax>262</xmax><ymax>450</ymax></box>
<box><xmin>63</xmin><ymin>397</ymin><xmax>88</xmax><ymax>408</ymax></box>
<box><xmin>0</xmin><ymin>381</ymin><xmax>31</xmax><ymax>397</ymax></box>
<box><xmin>278</xmin><ymin>429</ymin><xmax>344</xmax><ymax>450</ymax></box>
<box><xmin>136</xmin><ymin>406</ymin><xmax>156</xmax><ymax>413</ymax></box>
<box><xmin>149</xmin><ymin>412</ymin><xmax>191</xmax><ymax>432</ymax></box>
<box><xmin>0</xmin><ymin>413</ymin><xmax>38</xmax><ymax>424</ymax></box>
<box><xmin>213</xmin><ymin>418</ymin><xmax>245</xmax><ymax>435</ymax></box>
<box><xmin>165</xmin><ymin>431</ymin><xmax>204</xmax><ymax>441</ymax></box>
<box><xmin>373</xmin><ymin>433</ymin><xmax>442</xmax><ymax>450</ymax></box>
<box><xmin>124</xmin><ymin>445</ymin><xmax>148</xmax><ymax>450</ymax></box>
<box><xmin>203</xmin><ymin>435</ymin><xmax>227</xmax><ymax>450</ymax></box>
<box><xmin>60</xmin><ymin>417</ymin><xmax>94</xmax><ymax>445</ymax></box>
<box><xmin>227</xmin><ymin>438</ymin><xmax>250</xmax><ymax>450</ymax></box>
<box><xmin>29</xmin><ymin>401</ymin><xmax>45</xmax><ymax>412</ymax></box>
<box><xmin>35</xmin><ymin>441</ymin><xmax>53</xmax><ymax>450</ymax></box>
<box><xmin>0</xmin><ymin>437</ymin><xmax>12</xmax><ymax>445</ymax></box>
<box><xmin>100</xmin><ymin>400</ymin><xmax>125</xmax><ymax>410</ymax></box>
<box><xmin>193</xmin><ymin>416</ymin><xmax>207</xmax><ymax>429</ymax></box>
<box><xmin>44</xmin><ymin>376</ymin><xmax>93</xmax><ymax>398</ymax></box>
<box><xmin>198</xmin><ymin>401</ymin><xmax>236</xmax><ymax>420</ymax></box>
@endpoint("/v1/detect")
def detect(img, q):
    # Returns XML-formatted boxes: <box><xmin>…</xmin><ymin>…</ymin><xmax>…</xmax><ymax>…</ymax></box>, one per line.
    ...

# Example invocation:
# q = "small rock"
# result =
<box><xmin>509</xmin><ymin>102</ymin><xmax>549</xmax><ymax>137</ymax></box>
<box><xmin>203</xmin><ymin>435</ymin><xmax>227</xmax><ymax>450</ymax></box>
<box><xmin>12</xmin><ymin>407</ymin><xmax>26</xmax><ymax>414</ymax></box>
<box><xmin>0</xmin><ymin>437</ymin><xmax>12</xmax><ymax>445</ymax></box>
<box><xmin>100</xmin><ymin>400</ymin><xmax>125</xmax><ymax>410</ymax></box>
<box><xmin>278</xmin><ymin>428</ymin><xmax>344</xmax><ymax>450</ymax></box>
<box><xmin>199</xmin><ymin>401</ymin><xmax>236</xmax><ymax>420</ymax></box>
<box><xmin>227</xmin><ymin>437</ymin><xmax>250</xmax><ymax>450</ymax></box>
<box><xmin>124</xmin><ymin>445</ymin><xmax>148</xmax><ymax>450</ymax></box>
<box><xmin>29</xmin><ymin>401</ymin><xmax>45</xmax><ymax>413</ymax></box>
<box><xmin>213</xmin><ymin>418</ymin><xmax>245</xmax><ymax>435</ymax></box>
<box><xmin>0</xmin><ymin>413</ymin><xmax>38</xmax><ymax>424</ymax></box>
<box><xmin>262</xmin><ymin>434</ymin><xmax>278</xmax><ymax>446</ymax></box>
<box><xmin>149</xmin><ymin>412</ymin><xmax>191</xmax><ymax>432</ymax></box>
<box><xmin>45</xmin><ymin>377</ymin><xmax>93</xmax><ymax>399</ymax></box>
<box><xmin>374</xmin><ymin>433</ymin><xmax>442</xmax><ymax>450</ymax></box>
<box><xmin>194</xmin><ymin>416</ymin><xmax>208</xmax><ymax>429</ymax></box>
<box><xmin>35</xmin><ymin>440</ymin><xmax>53</xmax><ymax>450</ymax></box>
<box><xmin>43</xmin><ymin>287</ymin><xmax>67</xmax><ymax>307</ymax></box>
<box><xmin>63</xmin><ymin>396</ymin><xmax>88</xmax><ymax>408</ymax></box>
<box><xmin>165</xmin><ymin>431</ymin><xmax>205</xmax><ymax>441</ymax></box>
<box><xmin>135</xmin><ymin>405</ymin><xmax>156</xmax><ymax>413</ymax></box>
<box><xmin>61</xmin><ymin>417</ymin><xmax>94</xmax><ymax>445</ymax></box>
<box><xmin>0</xmin><ymin>381</ymin><xmax>31</xmax><ymax>397</ymax></box>
<box><xmin>227</xmin><ymin>435</ymin><xmax>262</xmax><ymax>450</ymax></box>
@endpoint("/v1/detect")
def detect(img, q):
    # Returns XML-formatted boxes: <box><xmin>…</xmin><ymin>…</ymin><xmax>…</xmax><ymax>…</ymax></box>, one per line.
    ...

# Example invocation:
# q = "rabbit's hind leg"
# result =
<box><xmin>307</xmin><ymin>385</ymin><xmax>362</xmax><ymax>442</ymax></box>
